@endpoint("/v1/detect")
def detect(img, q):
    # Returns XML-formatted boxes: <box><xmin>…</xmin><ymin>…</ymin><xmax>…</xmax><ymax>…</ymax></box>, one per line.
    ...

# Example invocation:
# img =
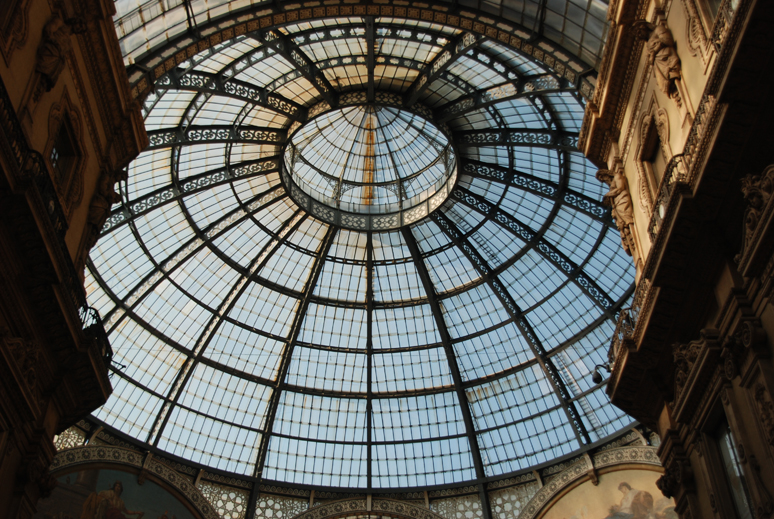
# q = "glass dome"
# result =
<box><xmin>86</xmin><ymin>2</ymin><xmax>633</xmax><ymax>491</ymax></box>
<box><xmin>285</xmin><ymin>104</ymin><xmax>456</xmax><ymax>222</ymax></box>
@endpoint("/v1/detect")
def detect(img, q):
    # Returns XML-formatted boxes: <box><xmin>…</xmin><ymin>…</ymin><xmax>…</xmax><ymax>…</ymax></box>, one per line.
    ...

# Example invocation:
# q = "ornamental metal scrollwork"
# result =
<box><xmin>188</xmin><ymin>127</ymin><xmax>231</xmax><ymax>141</ymax></box>
<box><xmin>509</xmin><ymin>132</ymin><xmax>552</xmax><ymax>145</ymax></box>
<box><xmin>238</xmin><ymin>128</ymin><xmax>281</xmax><ymax>141</ymax></box>
<box><xmin>130</xmin><ymin>187</ymin><xmax>176</xmax><ymax>213</ymax></box>
<box><xmin>178</xmin><ymin>73</ymin><xmax>215</xmax><ymax>90</ymax></box>
<box><xmin>148</xmin><ymin>131</ymin><xmax>178</xmax><ymax>146</ymax></box>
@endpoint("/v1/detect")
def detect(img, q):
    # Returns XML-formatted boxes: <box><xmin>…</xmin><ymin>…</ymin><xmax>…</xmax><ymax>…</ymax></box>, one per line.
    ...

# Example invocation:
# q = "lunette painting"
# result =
<box><xmin>34</xmin><ymin>467</ymin><xmax>197</xmax><ymax>519</ymax></box>
<box><xmin>542</xmin><ymin>469</ymin><xmax>678</xmax><ymax>519</ymax></box>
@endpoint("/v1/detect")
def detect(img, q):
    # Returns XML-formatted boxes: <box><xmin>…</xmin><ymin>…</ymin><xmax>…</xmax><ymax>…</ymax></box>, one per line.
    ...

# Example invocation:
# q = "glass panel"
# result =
<box><xmin>716</xmin><ymin>420</ymin><xmax>754</xmax><ymax>519</ymax></box>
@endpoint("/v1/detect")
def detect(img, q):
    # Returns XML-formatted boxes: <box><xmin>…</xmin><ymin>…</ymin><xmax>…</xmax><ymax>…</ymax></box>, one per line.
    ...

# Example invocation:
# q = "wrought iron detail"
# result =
<box><xmin>146</xmin><ymin>125</ymin><xmax>285</xmax><ymax>150</ymax></box>
<box><xmin>160</xmin><ymin>69</ymin><xmax>305</xmax><ymax>120</ymax></box>
<box><xmin>460</xmin><ymin>160</ymin><xmax>613</xmax><ymax>227</ymax></box>
<box><xmin>405</xmin><ymin>32</ymin><xmax>479</xmax><ymax>107</ymax></box>
<box><xmin>253</xmin><ymin>29</ymin><xmax>338</xmax><ymax>107</ymax></box>
<box><xmin>102</xmin><ymin>157</ymin><xmax>281</xmax><ymax>234</ymax></box>
<box><xmin>451</xmin><ymin>187</ymin><xmax>615</xmax><ymax>311</ymax></box>
<box><xmin>436</xmin><ymin>75</ymin><xmax>569</xmax><ymax>123</ymax></box>
<box><xmin>456</xmin><ymin>129</ymin><xmax>579</xmax><ymax>150</ymax></box>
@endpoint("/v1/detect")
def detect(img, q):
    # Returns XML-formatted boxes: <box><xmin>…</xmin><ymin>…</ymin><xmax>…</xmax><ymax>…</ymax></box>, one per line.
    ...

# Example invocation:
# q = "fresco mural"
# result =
<box><xmin>541</xmin><ymin>469</ymin><xmax>677</xmax><ymax>519</ymax></box>
<box><xmin>34</xmin><ymin>468</ymin><xmax>198</xmax><ymax>519</ymax></box>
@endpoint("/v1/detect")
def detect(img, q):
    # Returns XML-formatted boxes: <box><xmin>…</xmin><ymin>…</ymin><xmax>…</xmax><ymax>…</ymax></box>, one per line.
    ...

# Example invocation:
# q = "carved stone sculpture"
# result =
<box><xmin>32</xmin><ymin>16</ymin><xmax>86</xmax><ymax>102</ymax></box>
<box><xmin>646</xmin><ymin>22</ymin><xmax>683</xmax><ymax>106</ymax></box>
<box><xmin>755</xmin><ymin>383</ymin><xmax>774</xmax><ymax>447</ymax></box>
<box><xmin>673</xmin><ymin>339</ymin><xmax>702</xmax><ymax>401</ymax></box>
<box><xmin>737</xmin><ymin>166</ymin><xmax>774</xmax><ymax>265</ymax></box>
<box><xmin>35</xmin><ymin>17</ymin><xmax>72</xmax><ymax>94</ymax></box>
<box><xmin>597</xmin><ymin>169</ymin><xmax>636</xmax><ymax>256</ymax></box>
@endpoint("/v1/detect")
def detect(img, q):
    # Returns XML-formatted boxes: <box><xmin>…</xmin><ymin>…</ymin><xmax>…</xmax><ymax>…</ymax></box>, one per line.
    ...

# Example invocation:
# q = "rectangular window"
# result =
<box><xmin>715</xmin><ymin>420</ymin><xmax>754</xmax><ymax>519</ymax></box>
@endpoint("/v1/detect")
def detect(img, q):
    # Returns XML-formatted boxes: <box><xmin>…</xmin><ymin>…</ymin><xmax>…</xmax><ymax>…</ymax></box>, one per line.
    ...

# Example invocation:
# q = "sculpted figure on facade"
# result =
<box><xmin>637</xmin><ymin>21</ymin><xmax>683</xmax><ymax>108</ymax></box>
<box><xmin>77</xmin><ymin>168</ymin><xmax>127</xmax><ymax>273</ymax></box>
<box><xmin>597</xmin><ymin>169</ymin><xmax>636</xmax><ymax>256</ymax></box>
<box><xmin>34</xmin><ymin>16</ymin><xmax>86</xmax><ymax>99</ymax></box>
<box><xmin>35</xmin><ymin>17</ymin><xmax>73</xmax><ymax>94</ymax></box>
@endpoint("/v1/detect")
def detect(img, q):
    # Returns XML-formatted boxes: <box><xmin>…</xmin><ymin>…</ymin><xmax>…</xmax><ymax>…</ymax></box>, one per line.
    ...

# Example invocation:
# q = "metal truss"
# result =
<box><xmin>405</xmin><ymin>31</ymin><xmax>481</xmax><ymax>107</ymax></box>
<box><xmin>450</xmin><ymin>186</ymin><xmax>616</xmax><ymax>313</ymax></box>
<box><xmin>252</xmin><ymin>29</ymin><xmax>339</xmax><ymax>107</ymax></box>
<box><xmin>402</xmin><ymin>227</ymin><xmax>493</xmax><ymax>519</ymax></box>
<box><xmin>456</xmin><ymin>128</ymin><xmax>579</xmax><ymax>150</ymax></box>
<box><xmin>97</xmin><ymin>0</ymin><xmax>625</xmax><ymax>495</ymax></box>
<box><xmin>365</xmin><ymin>232</ymin><xmax>374</xmax><ymax>488</ymax></box>
<box><xmin>366</xmin><ymin>17</ymin><xmax>376</xmax><ymax>101</ymax></box>
<box><xmin>102</xmin><ymin>157</ymin><xmax>281</xmax><ymax>234</ymax></box>
<box><xmin>460</xmin><ymin>159</ymin><xmax>614</xmax><ymax>227</ymax></box>
<box><xmin>435</xmin><ymin>75</ymin><xmax>572</xmax><ymax>123</ymax></box>
<box><xmin>158</xmin><ymin>69</ymin><xmax>306</xmax><ymax>120</ymax></box>
<box><xmin>266</xmin><ymin>55</ymin><xmax>426</xmax><ymax>96</ymax></box>
<box><xmin>147</xmin><ymin>210</ymin><xmax>309</xmax><ymax>446</ymax></box>
<box><xmin>430</xmin><ymin>210</ymin><xmax>592</xmax><ymax>446</ymax></box>
<box><xmin>146</xmin><ymin>125</ymin><xmax>285</xmax><ymax>150</ymax></box>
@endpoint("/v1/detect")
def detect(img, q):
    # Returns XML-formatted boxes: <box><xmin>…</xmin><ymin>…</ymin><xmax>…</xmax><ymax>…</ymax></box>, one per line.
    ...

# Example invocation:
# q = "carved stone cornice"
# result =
<box><xmin>50</xmin><ymin>446</ymin><xmax>218</xmax><ymax>519</ymax></box>
<box><xmin>655</xmin><ymin>430</ymin><xmax>694</xmax><ymax>505</ymax></box>
<box><xmin>578</xmin><ymin>0</ymin><xmax>648</xmax><ymax>166</ymax></box>
<box><xmin>736</xmin><ymin>165</ymin><xmax>774</xmax><ymax>279</ymax></box>
<box><xmin>671</xmin><ymin>329</ymin><xmax>721</xmax><ymax>424</ymax></box>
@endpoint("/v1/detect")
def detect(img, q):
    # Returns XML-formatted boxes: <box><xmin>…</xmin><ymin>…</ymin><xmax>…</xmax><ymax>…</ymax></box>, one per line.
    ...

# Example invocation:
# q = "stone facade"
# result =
<box><xmin>0</xmin><ymin>0</ymin><xmax>146</xmax><ymax>516</ymax></box>
<box><xmin>582</xmin><ymin>0</ymin><xmax>774</xmax><ymax>517</ymax></box>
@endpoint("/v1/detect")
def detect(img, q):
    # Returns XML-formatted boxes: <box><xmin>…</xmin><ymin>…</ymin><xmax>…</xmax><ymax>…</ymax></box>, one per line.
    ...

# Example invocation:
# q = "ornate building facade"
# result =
<box><xmin>1</xmin><ymin>0</ymin><xmax>773</xmax><ymax>518</ymax></box>
<box><xmin>0</xmin><ymin>0</ymin><xmax>146</xmax><ymax>516</ymax></box>
<box><xmin>582</xmin><ymin>0</ymin><xmax>774</xmax><ymax>517</ymax></box>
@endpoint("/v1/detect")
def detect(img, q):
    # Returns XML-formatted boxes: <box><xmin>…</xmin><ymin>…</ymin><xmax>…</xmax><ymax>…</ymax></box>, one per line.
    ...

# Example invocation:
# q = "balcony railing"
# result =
<box><xmin>711</xmin><ymin>0</ymin><xmax>740</xmax><ymax>52</ymax></box>
<box><xmin>609</xmin><ymin>279</ymin><xmax>651</xmax><ymax>367</ymax></box>
<box><xmin>79</xmin><ymin>306</ymin><xmax>114</xmax><ymax>369</ymax></box>
<box><xmin>647</xmin><ymin>154</ymin><xmax>687</xmax><ymax>241</ymax></box>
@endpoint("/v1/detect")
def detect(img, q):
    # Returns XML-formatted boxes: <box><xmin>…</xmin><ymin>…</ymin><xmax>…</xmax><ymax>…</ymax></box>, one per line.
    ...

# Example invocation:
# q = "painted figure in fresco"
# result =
<box><xmin>605</xmin><ymin>482</ymin><xmax>654</xmax><ymax>519</ymax></box>
<box><xmin>81</xmin><ymin>481</ymin><xmax>145</xmax><ymax>519</ymax></box>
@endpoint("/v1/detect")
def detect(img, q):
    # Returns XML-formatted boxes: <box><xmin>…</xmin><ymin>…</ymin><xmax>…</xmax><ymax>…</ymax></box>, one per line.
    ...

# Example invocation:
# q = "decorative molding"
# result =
<box><xmin>46</xmin><ymin>90</ymin><xmax>86</xmax><ymax>222</ymax></box>
<box><xmin>672</xmin><ymin>329</ymin><xmax>721</xmax><ymax>422</ymax></box>
<box><xmin>292</xmin><ymin>498</ymin><xmax>446</xmax><ymax>519</ymax></box>
<box><xmin>49</xmin><ymin>446</ymin><xmax>219</xmax><ymax>519</ymax></box>
<box><xmin>0</xmin><ymin>0</ymin><xmax>32</xmax><ymax>64</ymax></box>
<box><xmin>517</xmin><ymin>446</ymin><xmax>661</xmax><ymax>519</ymax></box>
<box><xmin>754</xmin><ymin>383</ymin><xmax>774</xmax><ymax>448</ymax></box>
<box><xmin>736</xmin><ymin>165</ymin><xmax>774</xmax><ymax>278</ymax></box>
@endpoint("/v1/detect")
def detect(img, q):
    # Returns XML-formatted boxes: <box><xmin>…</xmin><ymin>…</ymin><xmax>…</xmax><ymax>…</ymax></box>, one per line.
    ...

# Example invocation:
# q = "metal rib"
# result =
<box><xmin>401</xmin><ymin>227</ymin><xmax>493</xmax><ymax>519</ymax></box>
<box><xmin>430</xmin><ymin>210</ymin><xmax>592</xmax><ymax>446</ymax></box>
<box><xmin>253</xmin><ymin>225</ymin><xmax>339</xmax><ymax>480</ymax></box>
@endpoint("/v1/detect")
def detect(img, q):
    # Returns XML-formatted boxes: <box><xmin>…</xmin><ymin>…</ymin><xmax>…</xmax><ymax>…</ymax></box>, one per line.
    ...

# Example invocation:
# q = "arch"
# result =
<box><xmin>517</xmin><ymin>445</ymin><xmax>663</xmax><ymax>519</ymax></box>
<box><xmin>291</xmin><ymin>498</ymin><xmax>447</xmax><ymax>519</ymax></box>
<box><xmin>48</xmin><ymin>445</ymin><xmax>219</xmax><ymax>519</ymax></box>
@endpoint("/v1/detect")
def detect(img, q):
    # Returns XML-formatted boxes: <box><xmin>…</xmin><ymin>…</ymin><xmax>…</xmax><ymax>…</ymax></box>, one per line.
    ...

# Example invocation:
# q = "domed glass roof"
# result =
<box><xmin>284</xmin><ymin>104</ymin><xmax>455</xmax><ymax>221</ymax></box>
<box><xmin>86</xmin><ymin>2</ymin><xmax>633</xmax><ymax>491</ymax></box>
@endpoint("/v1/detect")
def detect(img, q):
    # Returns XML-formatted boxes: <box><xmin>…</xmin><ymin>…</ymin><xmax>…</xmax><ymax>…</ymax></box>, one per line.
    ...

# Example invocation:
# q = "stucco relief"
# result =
<box><xmin>0</xmin><ymin>0</ymin><xmax>32</xmax><ymax>63</ymax></box>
